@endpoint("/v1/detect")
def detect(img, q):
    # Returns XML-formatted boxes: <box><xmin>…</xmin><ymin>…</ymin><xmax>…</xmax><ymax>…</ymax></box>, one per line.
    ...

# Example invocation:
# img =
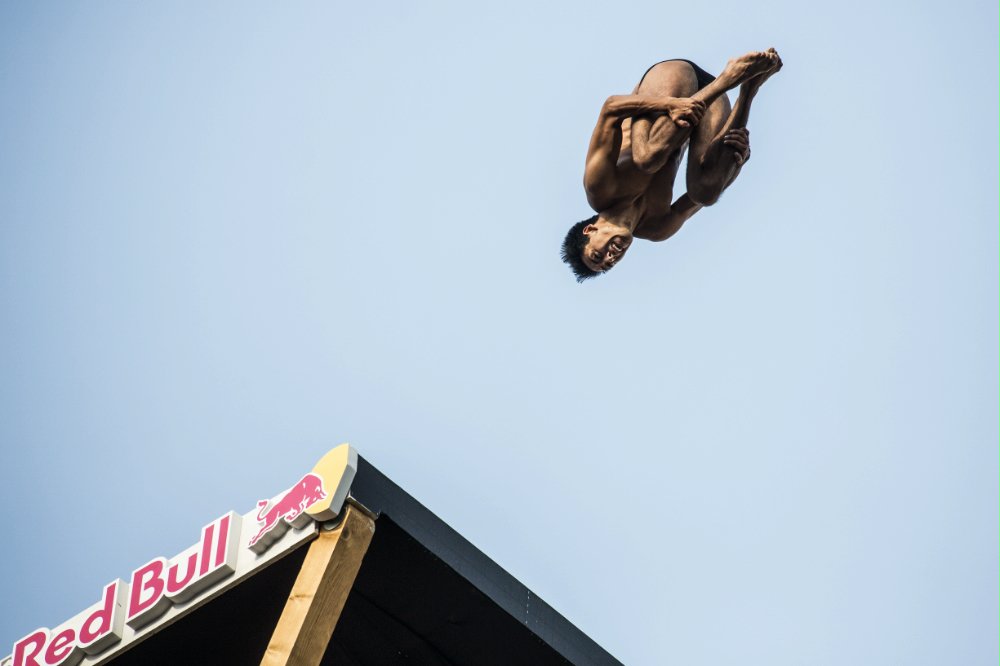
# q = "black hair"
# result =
<box><xmin>560</xmin><ymin>215</ymin><xmax>601</xmax><ymax>283</ymax></box>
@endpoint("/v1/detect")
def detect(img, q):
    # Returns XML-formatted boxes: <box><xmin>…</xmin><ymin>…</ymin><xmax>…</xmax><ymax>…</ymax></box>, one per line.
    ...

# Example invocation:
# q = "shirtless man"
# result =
<box><xmin>560</xmin><ymin>49</ymin><xmax>782</xmax><ymax>281</ymax></box>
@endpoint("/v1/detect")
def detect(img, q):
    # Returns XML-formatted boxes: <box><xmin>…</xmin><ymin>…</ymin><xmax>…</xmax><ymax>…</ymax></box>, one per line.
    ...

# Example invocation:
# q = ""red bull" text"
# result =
<box><xmin>11</xmin><ymin>512</ymin><xmax>239</xmax><ymax>666</ymax></box>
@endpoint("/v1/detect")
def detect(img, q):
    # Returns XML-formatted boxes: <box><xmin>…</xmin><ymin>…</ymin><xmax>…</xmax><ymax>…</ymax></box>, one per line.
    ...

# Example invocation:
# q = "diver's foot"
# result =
<box><xmin>741</xmin><ymin>48</ymin><xmax>783</xmax><ymax>94</ymax></box>
<box><xmin>718</xmin><ymin>49</ymin><xmax>780</xmax><ymax>88</ymax></box>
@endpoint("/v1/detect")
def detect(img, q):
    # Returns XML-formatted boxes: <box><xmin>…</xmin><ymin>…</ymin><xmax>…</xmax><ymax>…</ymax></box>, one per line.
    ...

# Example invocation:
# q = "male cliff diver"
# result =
<box><xmin>561</xmin><ymin>48</ymin><xmax>782</xmax><ymax>282</ymax></box>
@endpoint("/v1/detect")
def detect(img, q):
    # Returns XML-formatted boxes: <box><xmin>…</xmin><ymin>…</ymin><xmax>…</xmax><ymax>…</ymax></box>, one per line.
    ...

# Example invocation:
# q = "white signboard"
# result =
<box><xmin>3</xmin><ymin>444</ymin><xmax>358</xmax><ymax>666</ymax></box>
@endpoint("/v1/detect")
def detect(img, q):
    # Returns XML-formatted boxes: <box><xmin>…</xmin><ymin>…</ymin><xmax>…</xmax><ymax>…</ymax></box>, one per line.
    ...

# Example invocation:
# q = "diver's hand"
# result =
<box><xmin>723</xmin><ymin>128</ymin><xmax>751</xmax><ymax>165</ymax></box>
<box><xmin>666</xmin><ymin>98</ymin><xmax>706</xmax><ymax>128</ymax></box>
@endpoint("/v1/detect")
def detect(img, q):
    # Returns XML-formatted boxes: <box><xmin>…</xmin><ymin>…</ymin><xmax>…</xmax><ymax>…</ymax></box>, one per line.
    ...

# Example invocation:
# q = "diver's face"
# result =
<box><xmin>581</xmin><ymin>222</ymin><xmax>632</xmax><ymax>273</ymax></box>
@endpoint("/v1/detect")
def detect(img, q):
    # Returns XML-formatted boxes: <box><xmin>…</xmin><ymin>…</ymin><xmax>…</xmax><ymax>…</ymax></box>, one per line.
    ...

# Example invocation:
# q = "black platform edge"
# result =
<box><xmin>349</xmin><ymin>456</ymin><xmax>623</xmax><ymax>666</ymax></box>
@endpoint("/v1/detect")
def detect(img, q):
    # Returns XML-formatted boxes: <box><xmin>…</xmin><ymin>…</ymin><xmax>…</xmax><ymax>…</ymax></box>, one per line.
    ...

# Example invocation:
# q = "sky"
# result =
<box><xmin>0</xmin><ymin>2</ymin><xmax>997</xmax><ymax>664</ymax></box>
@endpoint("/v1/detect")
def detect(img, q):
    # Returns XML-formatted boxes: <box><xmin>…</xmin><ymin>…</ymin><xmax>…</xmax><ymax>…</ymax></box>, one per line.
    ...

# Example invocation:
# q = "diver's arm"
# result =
<box><xmin>633</xmin><ymin>194</ymin><xmax>702</xmax><ymax>242</ymax></box>
<box><xmin>584</xmin><ymin>96</ymin><xmax>705</xmax><ymax>209</ymax></box>
<box><xmin>601</xmin><ymin>94</ymin><xmax>704</xmax><ymax>124</ymax></box>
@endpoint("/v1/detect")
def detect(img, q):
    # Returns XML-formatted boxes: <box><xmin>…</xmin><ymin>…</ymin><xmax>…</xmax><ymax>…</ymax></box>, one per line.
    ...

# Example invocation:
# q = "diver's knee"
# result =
<box><xmin>688</xmin><ymin>180</ymin><xmax>724</xmax><ymax>206</ymax></box>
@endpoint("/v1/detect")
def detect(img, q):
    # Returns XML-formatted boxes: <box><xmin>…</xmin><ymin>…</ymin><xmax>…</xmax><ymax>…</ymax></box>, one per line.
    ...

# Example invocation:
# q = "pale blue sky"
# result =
<box><xmin>1</xmin><ymin>2</ymin><xmax>997</xmax><ymax>664</ymax></box>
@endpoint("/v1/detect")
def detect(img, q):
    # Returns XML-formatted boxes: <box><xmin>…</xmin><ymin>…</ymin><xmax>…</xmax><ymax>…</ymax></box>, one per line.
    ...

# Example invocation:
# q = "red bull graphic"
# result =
<box><xmin>248</xmin><ymin>473</ymin><xmax>327</xmax><ymax>553</ymax></box>
<box><xmin>3</xmin><ymin>444</ymin><xmax>358</xmax><ymax>666</ymax></box>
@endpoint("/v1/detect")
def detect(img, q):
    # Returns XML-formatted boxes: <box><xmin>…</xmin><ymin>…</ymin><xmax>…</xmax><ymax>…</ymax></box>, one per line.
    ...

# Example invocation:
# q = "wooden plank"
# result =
<box><xmin>260</xmin><ymin>505</ymin><xmax>376</xmax><ymax>666</ymax></box>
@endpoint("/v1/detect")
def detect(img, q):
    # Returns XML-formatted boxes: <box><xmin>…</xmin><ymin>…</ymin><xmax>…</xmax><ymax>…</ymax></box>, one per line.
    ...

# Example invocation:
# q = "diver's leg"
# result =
<box><xmin>628</xmin><ymin>61</ymin><xmax>699</xmax><ymax>174</ymax></box>
<box><xmin>630</xmin><ymin>49</ymin><xmax>779</xmax><ymax>174</ymax></box>
<box><xmin>686</xmin><ymin>52</ymin><xmax>781</xmax><ymax>206</ymax></box>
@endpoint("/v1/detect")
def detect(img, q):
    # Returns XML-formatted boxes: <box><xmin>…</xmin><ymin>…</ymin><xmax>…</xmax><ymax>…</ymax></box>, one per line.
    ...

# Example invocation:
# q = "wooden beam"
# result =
<box><xmin>260</xmin><ymin>505</ymin><xmax>376</xmax><ymax>666</ymax></box>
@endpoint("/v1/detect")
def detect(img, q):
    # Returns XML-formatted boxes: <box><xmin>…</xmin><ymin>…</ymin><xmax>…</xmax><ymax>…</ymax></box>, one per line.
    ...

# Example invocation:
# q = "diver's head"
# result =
<box><xmin>561</xmin><ymin>215</ymin><xmax>633</xmax><ymax>282</ymax></box>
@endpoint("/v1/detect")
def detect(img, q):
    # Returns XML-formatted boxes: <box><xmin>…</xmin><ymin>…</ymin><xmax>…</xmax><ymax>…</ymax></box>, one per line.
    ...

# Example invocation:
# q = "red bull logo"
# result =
<box><xmin>248</xmin><ymin>473</ymin><xmax>327</xmax><ymax>553</ymax></box>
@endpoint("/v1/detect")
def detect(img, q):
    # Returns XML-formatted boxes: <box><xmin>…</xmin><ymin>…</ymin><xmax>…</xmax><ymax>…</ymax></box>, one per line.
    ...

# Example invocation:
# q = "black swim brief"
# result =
<box><xmin>637</xmin><ymin>58</ymin><xmax>716</xmax><ymax>90</ymax></box>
